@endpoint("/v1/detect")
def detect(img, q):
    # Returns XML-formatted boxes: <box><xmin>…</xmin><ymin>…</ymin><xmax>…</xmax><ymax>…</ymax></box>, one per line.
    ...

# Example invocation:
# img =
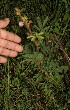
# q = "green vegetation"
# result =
<box><xmin>0</xmin><ymin>0</ymin><xmax>70</xmax><ymax>109</ymax></box>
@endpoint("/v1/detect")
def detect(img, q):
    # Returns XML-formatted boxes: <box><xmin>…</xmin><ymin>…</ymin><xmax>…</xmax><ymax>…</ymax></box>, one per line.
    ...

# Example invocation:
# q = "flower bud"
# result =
<box><xmin>18</xmin><ymin>21</ymin><xmax>24</xmax><ymax>27</ymax></box>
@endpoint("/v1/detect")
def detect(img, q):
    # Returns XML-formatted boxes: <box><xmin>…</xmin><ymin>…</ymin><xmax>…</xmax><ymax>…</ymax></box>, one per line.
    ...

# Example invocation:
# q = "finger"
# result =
<box><xmin>0</xmin><ymin>56</ymin><xmax>7</xmax><ymax>63</ymax></box>
<box><xmin>0</xmin><ymin>47</ymin><xmax>18</xmax><ymax>57</ymax></box>
<box><xmin>0</xmin><ymin>29</ymin><xmax>21</xmax><ymax>43</ymax></box>
<box><xmin>0</xmin><ymin>38</ymin><xmax>23</xmax><ymax>52</ymax></box>
<box><xmin>0</xmin><ymin>18</ymin><xmax>10</xmax><ymax>29</ymax></box>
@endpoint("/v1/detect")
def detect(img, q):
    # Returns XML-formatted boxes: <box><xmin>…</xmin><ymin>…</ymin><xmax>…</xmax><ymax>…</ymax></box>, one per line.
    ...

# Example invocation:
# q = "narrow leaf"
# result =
<box><xmin>43</xmin><ymin>16</ymin><xmax>48</xmax><ymax>28</ymax></box>
<box><xmin>36</xmin><ymin>16</ymin><xmax>43</xmax><ymax>30</ymax></box>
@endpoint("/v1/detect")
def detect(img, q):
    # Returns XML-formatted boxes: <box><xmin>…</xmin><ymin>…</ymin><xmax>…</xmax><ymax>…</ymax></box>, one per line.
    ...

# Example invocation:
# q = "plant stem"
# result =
<box><xmin>54</xmin><ymin>34</ymin><xmax>70</xmax><ymax>69</ymax></box>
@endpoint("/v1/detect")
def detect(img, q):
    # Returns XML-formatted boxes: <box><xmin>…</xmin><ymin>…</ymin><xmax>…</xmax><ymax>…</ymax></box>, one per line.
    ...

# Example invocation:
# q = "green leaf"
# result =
<box><xmin>54</xmin><ymin>27</ymin><xmax>60</xmax><ymax>35</ymax></box>
<box><xmin>38</xmin><ymin>32</ymin><xmax>44</xmax><ymax>35</ymax></box>
<box><xmin>22</xmin><ymin>0</ymin><xmax>26</xmax><ymax>1</ymax></box>
<box><xmin>62</xmin><ymin>0</ymin><xmax>67</xmax><ymax>3</ymax></box>
<box><xmin>36</xmin><ymin>53</ymin><xmax>43</xmax><ymax>61</ymax></box>
<box><xmin>24</xmin><ymin>54</ymin><xmax>34</xmax><ymax>59</ymax></box>
<box><xmin>38</xmin><ymin>35</ymin><xmax>44</xmax><ymax>40</ymax></box>
<box><xmin>55</xmin><ymin>22</ymin><xmax>59</xmax><ymax>27</ymax></box>
<box><xmin>35</xmin><ymin>74</ymin><xmax>43</xmax><ymax>84</ymax></box>
<box><xmin>68</xmin><ymin>99</ymin><xmax>70</xmax><ymax>103</ymax></box>
<box><xmin>36</xmin><ymin>16</ymin><xmax>43</xmax><ymax>30</ymax></box>
<box><xmin>61</xmin><ymin>66</ymin><xmax>68</xmax><ymax>72</ymax></box>
<box><xmin>41</xmin><ymin>26</ymin><xmax>50</xmax><ymax>32</ymax></box>
<box><xmin>44</xmin><ymin>85</ymin><xmax>51</xmax><ymax>95</ymax></box>
<box><xmin>33</xmin><ymin>25</ymin><xmax>40</xmax><ymax>31</ymax></box>
<box><xmin>31</xmin><ymin>37</ymin><xmax>35</xmax><ymax>41</ymax></box>
<box><xmin>43</xmin><ymin>16</ymin><xmax>48</xmax><ymax>28</ymax></box>
<box><xmin>20</xmin><ymin>8</ymin><xmax>25</xmax><ymax>13</ymax></box>
<box><xmin>27</xmin><ymin>35</ymin><xmax>35</xmax><ymax>39</ymax></box>
<box><xmin>63</xmin><ymin>13</ymin><xmax>69</xmax><ymax>21</ymax></box>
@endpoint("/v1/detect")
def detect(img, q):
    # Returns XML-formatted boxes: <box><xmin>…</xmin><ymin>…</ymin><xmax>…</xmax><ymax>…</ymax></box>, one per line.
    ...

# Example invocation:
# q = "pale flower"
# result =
<box><xmin>18</xmin><ymin>21</ymin><xmax>24</xmax><ymax>27</ymax></box>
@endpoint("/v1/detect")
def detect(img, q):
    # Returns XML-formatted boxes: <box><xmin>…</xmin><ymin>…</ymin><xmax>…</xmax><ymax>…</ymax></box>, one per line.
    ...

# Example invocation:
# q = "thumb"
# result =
<box><xmin>0</xmin><ymin>18</ymin><xmax>10</xmax><ymax>29</ymax></box>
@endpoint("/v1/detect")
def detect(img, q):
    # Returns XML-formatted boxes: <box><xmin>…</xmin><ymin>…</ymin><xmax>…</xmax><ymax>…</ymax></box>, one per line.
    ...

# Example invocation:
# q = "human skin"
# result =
<box><xmin>0</xmin><ymin>18</ymin><xmax>23</xmax><ymax>63</ymax></box>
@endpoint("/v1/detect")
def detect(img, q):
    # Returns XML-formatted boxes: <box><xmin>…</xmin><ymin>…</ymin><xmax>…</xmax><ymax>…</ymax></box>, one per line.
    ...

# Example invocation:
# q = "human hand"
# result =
<box><xmin>0</xmin><ymin>18</ymin><xmax>23</xmax><ymax>63</ymax></box>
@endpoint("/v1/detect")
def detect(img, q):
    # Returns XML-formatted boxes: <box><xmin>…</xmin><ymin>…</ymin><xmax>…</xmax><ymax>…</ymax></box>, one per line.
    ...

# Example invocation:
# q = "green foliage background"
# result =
<box><xmin>0</xmin><ymin>0</ymin><xmax>70</xmax><ymax>110</ymax></box>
